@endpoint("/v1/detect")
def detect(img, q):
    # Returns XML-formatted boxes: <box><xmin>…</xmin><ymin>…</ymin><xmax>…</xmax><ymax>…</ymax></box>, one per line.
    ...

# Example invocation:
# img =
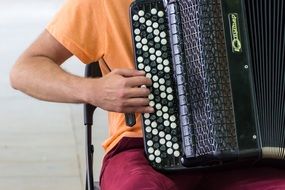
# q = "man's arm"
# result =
<box><xmin>10</xmin><ymin>30</ymin><xmax>154</xmax><ymax>113</ymax></box>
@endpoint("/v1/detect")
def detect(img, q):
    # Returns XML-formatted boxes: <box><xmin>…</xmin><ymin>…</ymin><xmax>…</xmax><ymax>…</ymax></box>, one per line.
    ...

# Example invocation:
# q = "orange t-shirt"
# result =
<box><xmin>46</xmin><ymin>0</ymin><xmax>143</xmax><ymax>152</ymax></box>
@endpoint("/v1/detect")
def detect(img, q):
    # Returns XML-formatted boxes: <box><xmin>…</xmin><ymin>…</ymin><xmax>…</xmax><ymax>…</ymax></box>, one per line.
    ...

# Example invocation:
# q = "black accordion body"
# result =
<box><xmin>130</xmin><ymin>0</ymin><xmax>285</xmax><ymax>170</ymax></box>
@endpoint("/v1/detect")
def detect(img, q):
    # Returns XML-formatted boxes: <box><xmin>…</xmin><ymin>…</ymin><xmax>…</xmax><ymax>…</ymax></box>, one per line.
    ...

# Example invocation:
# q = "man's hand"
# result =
<box><xmin>84</xmin><ymin>68</ymin><xmax>154</xmax><ymax>113</ymax></box>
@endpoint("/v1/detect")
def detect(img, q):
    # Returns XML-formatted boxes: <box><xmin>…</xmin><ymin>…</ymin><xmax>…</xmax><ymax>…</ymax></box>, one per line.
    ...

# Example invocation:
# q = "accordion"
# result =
<box><xmin>130</xmin><ymin>0</ymin><xmax>285</xmax><ymax>170</ymax></box>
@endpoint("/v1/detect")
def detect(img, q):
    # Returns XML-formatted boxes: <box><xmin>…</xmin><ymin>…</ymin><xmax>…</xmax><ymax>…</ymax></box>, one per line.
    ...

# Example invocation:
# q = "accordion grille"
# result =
<box><xmin>244</xmin><ymin>0</ymin><xmax>285</xmax><ymax>159</ymax></box>
<box><xmin>177</xmin><ymin>0</ymin><xmax>238</xmax><ymax>157</ymax></box>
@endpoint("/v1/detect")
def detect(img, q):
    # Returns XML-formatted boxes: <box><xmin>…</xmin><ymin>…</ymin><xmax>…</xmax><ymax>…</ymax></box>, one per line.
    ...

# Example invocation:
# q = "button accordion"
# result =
<box><xmin>130</xmin><ymin>0</ymin><xmax>285</xmax><ymax>170</ymax></box>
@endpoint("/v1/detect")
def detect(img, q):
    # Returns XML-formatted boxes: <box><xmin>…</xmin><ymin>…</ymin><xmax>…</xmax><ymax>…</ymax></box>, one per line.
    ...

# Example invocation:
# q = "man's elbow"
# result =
<box><xmin>10</xmin><ymin>58</ymin><xmax>26</xmax><ymax>91</ymax></box>
<box><xmin>10</xmin><ymin>63</ymin><xmax>21</xmax><ymax>90</ymax></box>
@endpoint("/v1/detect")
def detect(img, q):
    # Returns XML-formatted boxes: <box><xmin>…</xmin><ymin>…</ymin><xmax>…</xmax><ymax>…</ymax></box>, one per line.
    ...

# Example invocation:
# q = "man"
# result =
<box><xmin>10</xmin><ymin>0</ymin><xmax>285</xmax><ymax>189</ymax></box>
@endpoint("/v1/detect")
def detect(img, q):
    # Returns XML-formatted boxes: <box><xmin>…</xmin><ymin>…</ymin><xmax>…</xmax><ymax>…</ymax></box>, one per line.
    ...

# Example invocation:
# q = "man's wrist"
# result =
<box><xmin>76</xmin><ymin>77</ymin><xmax>100</xmax><ymax>106</ymax></box>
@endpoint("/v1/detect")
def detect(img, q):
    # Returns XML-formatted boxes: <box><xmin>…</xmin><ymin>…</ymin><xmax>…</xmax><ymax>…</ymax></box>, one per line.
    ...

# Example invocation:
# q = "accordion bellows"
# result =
<box><xmin>130</xmin><ymin>0</ymin><xmax>285</xmax><ymax>170</ymax></box>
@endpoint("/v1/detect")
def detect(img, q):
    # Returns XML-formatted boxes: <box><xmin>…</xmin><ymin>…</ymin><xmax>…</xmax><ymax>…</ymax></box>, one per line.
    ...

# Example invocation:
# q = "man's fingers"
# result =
<box><xmin>124</xmin><ymin>98</ymin><xmax>150</xmax><ymax>107</ymax></box>
<box><xmin>123</xmin><ymin>106</ymin><xmax>154</xmax><ymax>113</ymax></box>
<box><xmin>125</xmin><ymin>87</ymin><xmax>150</xmax><ymax>98</ymax></box>
<box><xmin>127</xmin><ymin>76</ymin><xmax>152</xmax><ymax>87</ymax></box>
<box><xmin>113</xmin><ymin>68</ymin><xmax>145</xmax><ymax>77</ymax></box>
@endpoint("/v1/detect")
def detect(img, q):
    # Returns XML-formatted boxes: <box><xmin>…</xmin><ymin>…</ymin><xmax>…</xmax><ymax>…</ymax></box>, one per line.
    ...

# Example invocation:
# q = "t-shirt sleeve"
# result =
<box><xmin>46</xmin><ymin>0</ymin><xmax>105</xmax><ymax>64</ymax></box>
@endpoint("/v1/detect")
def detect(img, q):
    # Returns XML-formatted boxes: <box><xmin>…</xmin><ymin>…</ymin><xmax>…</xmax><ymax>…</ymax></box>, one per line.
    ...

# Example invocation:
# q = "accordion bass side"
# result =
<box><xmin>130</xmin><ymin>0</ymin><xmax>285</xmax><ymax>170</ymax></box>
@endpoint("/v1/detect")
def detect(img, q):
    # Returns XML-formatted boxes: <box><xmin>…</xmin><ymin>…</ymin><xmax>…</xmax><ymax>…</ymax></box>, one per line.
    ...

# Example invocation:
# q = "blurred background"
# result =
<box><xmin>0</xmin><ymin>0</ymin><xmax>108</xmax><ymax>189</ymax></box>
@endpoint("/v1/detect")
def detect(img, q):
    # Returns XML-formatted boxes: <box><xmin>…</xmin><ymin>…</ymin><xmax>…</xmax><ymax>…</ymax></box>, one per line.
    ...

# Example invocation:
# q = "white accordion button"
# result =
<box><xmin>167</xmin><ymin>94</ymin><xmax>174</xmax><ymax>101</ymax></box>
<box><xmin>133</xmin><ymin>14</ymin><xmax>139</xmax><ymax>21</ymax></box>
<box><xmin>162</xmin><ymin>106</ymin><xmax>168</xmax><ymax>112</ymax></box>
<box><xmin>174</xmin><ymin>151</ymin><xmax>180</xmax><ymax>157</ymax></box>
<box><xmin>161</xmin><ymin>39</ymin><xmax>167</xmax><ymax>45</ymax></box>
<box><xmin>154</xmin><ymin>36</ymin><xmax>160</xmax><ymax>43</ymax></box>
<box><xmin>157</xmin><ymin>64</ymin><xmax>163</xmax><ymax>70</ymax></box>
<box><xmin>144</xmin><ymin>119</ymin><xmax>151</xmax><ymax>125</ymax></box>
<box><xmin>151</xmin><ymin>121</ymin><xmax>158</xmax><ymax>128</ymax></box>
<box><xmin>135</xmin><ymin>36</ymin><xmax>141</xmax><ymax>42</ymax></box>
<box><xmin>153</xmin><ymin>22</ymin><xmax>159</xmax><ymax>29</ymax></box>
<box><xmin>159</xmin><ymin>78</ymin><xmax>165</xmax><ymax>84</ymax></box>
<box><xmin>146</xmin><ymin>73</ymin><xmax>152</xmax><ymax>79</ymax></box>
<box><xmin>163</xmin><ymin>59</ymin><xmax>169</xmax><ymax>66</ymax></box>
<box><xmin>150</xmin><ymin>55</ymin><xmax>156</xmax><ymax>61</ymax></box>
<box><xmin>159</xmin><ymin>131</ymin><xmax>165</xmax><ymax>138</ymax></box>
<box><xmin>164</xmin><ymin>66</ymin><xmax>170</xmax><ymax>73</ymax></box>
<box><xmin>134</xmin><ymin>28</ymin><xmax>140</xmax><ymax>35</ymax></box>
<box><xmin>167</xmin><ymin>148</ymin><xmax>173</xmax><ymax>155</ymax></box>
<box><xmin>158</xmin><ymin>11</ymin><xmax>164</xmax><ymax>17</ymax></box>
<box><xmin>147</xmin><ymin>27</ymin><xmax>153</xmax><ymax>33</ymax></box>
<box><xmin>156</xmin><ymin>57</ymin><xmax>163</xmax><ymax>63</ymax></box>
<box><xmin>160</xmin><ymin>31</ymin><xmax>166</xmax><ymax>38</ymax></box>
<box><xmin>160</xmin><ymin>92</ymin><xmax>167</xmax><ymax>98</ymax></box>
<box><xmin>149</xmin><ymin>47</ymin><xmax>155</xmax><ymax>54</ymax></box>
<box><xmin>146</xmin><ymin>20</ymin><xmax>152</xmax><ymax>26</ymax></box>
<box><xmin>141</xmin><ymin>38</ymin><xmax>147</xmax><ymax>44</ymax></box>
<box><xmin>164</xmin><ymin>120</ymin><xmax>170</xmax><ymax>127</ymax></box>
<box><xmin>136</xmin><ymin>42</ymin><xmax>142</xmax><ymax>49</ymax></box>
<box><xmin>145</xmin><ymin>126</ymin><xmax>151</xmax><ymax>133</ymax></box>
<box><xmin>159</xmin><ymin>138</ymin><xmax>166</xmax><ymax>144</ymax></box>
<box><xmin>138</xmin><ymin>10</ymin><xmax>145</xmax><ymax>16</ymax></box>
<box><xmin>157</xmin><ymin>58</ymin><xmax>163</xmax><ymax>64</ymax></box>
<box><xmin>155</xmin><ymin>103</ymin><xmax>162</xmax><ymax>110</ymax></box>
<box><xmin>156</xmin><ymin>50</ymin><xmax>162</xmax><ymax>56</ymax></box>
<box><xmin>155</xmin><ymin>157</ymin><xmax>162</xmax><ymax>164</ymax></box>
<box><xmin>163</xmin><ymin>113</ymin><xmax>169</xmax><ymax>120</ymax></box>
<box><xmin>149</xmin><ymin>154</ymin><xmax>155</xmax><ymax>161</ymax></box>
<box><xmin>156</xmin><ymin>110</ymin><xmax>163</xmax><ymax>117</ymax></box>
<box><xmin>165</xmin><ymin>134</ymin><xmax>171</xmax><ymax>140</ymax></box>
<box><xmin>152</xmin><ymin>129</ymin><xmax>158</xmax><ymax>135</ymax></box>
<box><xmin>148</xmin><ymin>94</ymin><xmax>154</xmax><ymax>100</ymax></box>
<box><xmin>145</xmin><ymin>65</ymin><xmax>151</xmax><ymax>72</ymax></box>
<box><xmin>149</xmin><ymin>101</ymin><xmax>155</xmax><ymax>107</ymax></box>
<box><xmin>147</xmin><ymin>140</ymin><xmax>153</xmax><ymax>146</ymax></box>
<box><xmin>170</xmin><ymin>115</ymin><xmax>176</xmax><ymax>122</ymax></box>
<box><xmin>151</xmin><ymin>8</ymin><xmax>157</xmax><ymax>15</ymax></box>
<box><xmin>138</xmin><ymin>63</ymin><xmax>144</xmax><ymax>70</ymax></box>
<box><xmin>170</xmin><ymin>122</ymin><xmax>177</xmax><ymax>129</ymax></box>
<box><xmin>166</xmin><ymin>87</ymin><xmax>173</xmax><ymax>93</ymax></box>
<box><xmin>139</xmin><ymin>17</ymin><xmax>145</xmax><ymax>23</ymax></box>
<box><xmin>148</xmin><ymin>147</ymin><xmax>154</xmax><ymax>154</ymax></box>
<box><xmin>159</xmin><ymin>85</ymin><xmax>166</xmax><ymax>91</ymax></box>
<box><xmin>166</xmin><ymin>141</ymin><xmax>172</xmax><ymax>148</ymax></box>
<box><xmin>153</xmin><ymin>82</ymin><xmax>159</xmax><ymax>88</ymax></box>
<box><xmin>137</xmin><ymin>56</ymin><xmax>143</xmax><ymax>63</ymax></box>
<box><xmin>154</xmin><ymin>29</ymin><xmax>160</xmax><ymax>36</ymax></box>
<box><xmin>154</xmin><ymin>150</ymin><xmax>161</xmax><ymax>156</ymax></box>
<box><xmin>173</xmin><ymin>143</ymin><xmax>179</xmax><ymax>150</ymax></box>
<box><xmin>152</xmin><ymin>75</ymin><xmax>158</xmax><ymax>81</ymax></box>
<box><xmin>144</xmin><ymin>113</ymin><xmax>150</xmax><ymax>118</ymax></box>
<box><xmin>142</xmin><ymin>45</ymin><xmax>149</xmax><ymax>51</ymax></box>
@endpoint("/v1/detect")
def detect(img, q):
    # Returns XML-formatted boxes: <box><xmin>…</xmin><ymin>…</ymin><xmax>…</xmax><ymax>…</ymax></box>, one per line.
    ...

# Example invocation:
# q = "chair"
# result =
<box><xmin>84</xmin><ymin>62</ymin><xmax>101</xmax><ymax>190</ymax></box>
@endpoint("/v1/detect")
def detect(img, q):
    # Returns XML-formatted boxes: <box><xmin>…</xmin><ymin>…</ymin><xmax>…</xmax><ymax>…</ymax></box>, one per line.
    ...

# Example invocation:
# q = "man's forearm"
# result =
<box><xmin>10</xmin><ymin>55</ymin><xmax>87</xmax><ymax>104</ymax></box>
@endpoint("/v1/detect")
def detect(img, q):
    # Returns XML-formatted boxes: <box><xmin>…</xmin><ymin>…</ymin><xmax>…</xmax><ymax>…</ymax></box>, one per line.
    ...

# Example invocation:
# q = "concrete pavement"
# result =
<box><xmin>0</xmin><ymin>1</ymin><xmax>108</xmax><ymax>189</ymax></box>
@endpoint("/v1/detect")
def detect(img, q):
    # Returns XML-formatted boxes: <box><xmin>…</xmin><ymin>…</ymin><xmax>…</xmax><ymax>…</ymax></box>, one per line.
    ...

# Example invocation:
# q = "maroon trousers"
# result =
<box><xmin>100</xmin><ymin>137</ymin><xmax>285</xmax><ymax>190</ymax></box>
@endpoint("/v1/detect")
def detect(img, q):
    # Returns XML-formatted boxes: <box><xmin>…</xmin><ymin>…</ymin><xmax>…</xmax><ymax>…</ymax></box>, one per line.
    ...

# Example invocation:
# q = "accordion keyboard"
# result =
<box><xmin>130</xmin><ymin>0</ymin><xmax>183</xmax><ymax>169</ymax></box>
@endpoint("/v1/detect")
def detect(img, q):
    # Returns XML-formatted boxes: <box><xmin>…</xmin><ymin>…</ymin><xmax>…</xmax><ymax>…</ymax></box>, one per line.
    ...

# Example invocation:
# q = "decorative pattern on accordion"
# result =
<box><xmin>177</xmin><ymin>0</ymin><xmax>238</xmax><ymax>157</ymax></box>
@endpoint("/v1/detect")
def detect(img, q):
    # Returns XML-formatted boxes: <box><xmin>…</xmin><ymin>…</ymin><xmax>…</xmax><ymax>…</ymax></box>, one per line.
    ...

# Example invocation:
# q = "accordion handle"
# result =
<box><xmin>125</xmin><ymin>113</ymin><xmax>136</xmax><ymax>127</ymax></box>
